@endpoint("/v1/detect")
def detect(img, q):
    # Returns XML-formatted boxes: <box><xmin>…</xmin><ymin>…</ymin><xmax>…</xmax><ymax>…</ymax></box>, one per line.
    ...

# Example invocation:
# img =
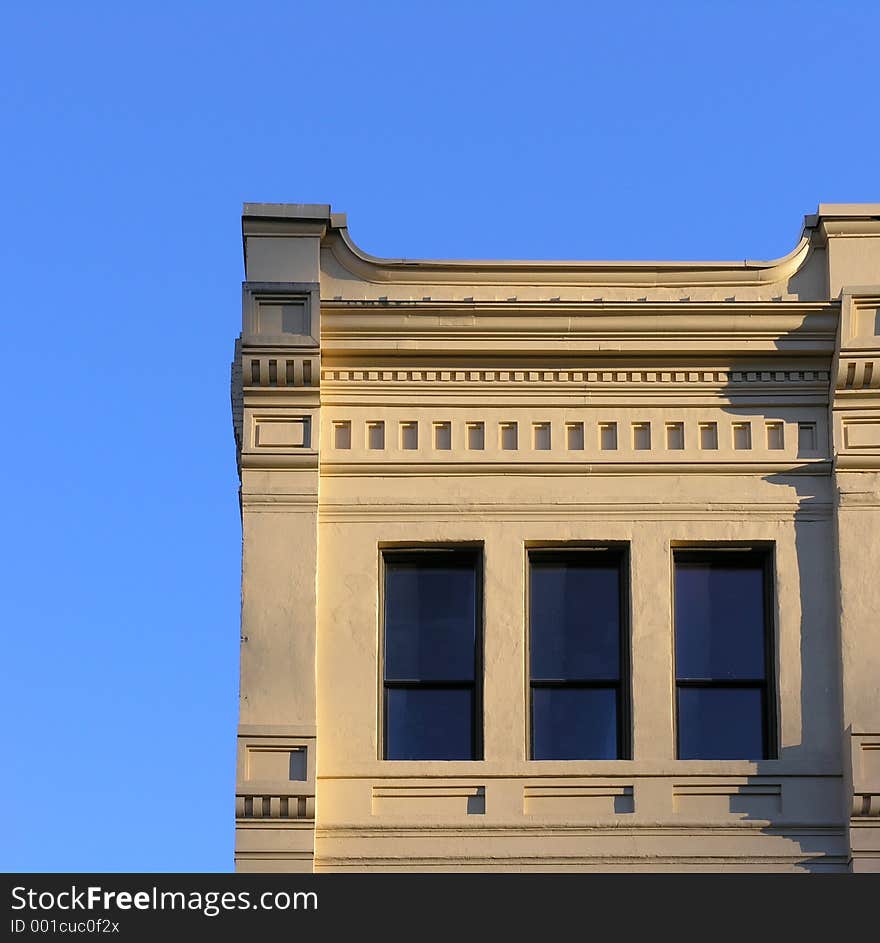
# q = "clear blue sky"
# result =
<box><xmin>1</xmin><ymin>1</ymin><xmax>877</xmax><ymax>872</ymax></box>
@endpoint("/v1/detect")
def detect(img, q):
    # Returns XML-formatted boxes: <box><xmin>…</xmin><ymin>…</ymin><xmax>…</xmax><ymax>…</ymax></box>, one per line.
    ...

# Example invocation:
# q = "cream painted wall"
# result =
<box><xmin>233</xmin><ymin>203</ymin><xmax>880</xmax><ymax>872</ymax></box>
<box><xmin>314</xmin><ymin>474</ymin><xmax>842</xmax><ymax>870</ymax></box>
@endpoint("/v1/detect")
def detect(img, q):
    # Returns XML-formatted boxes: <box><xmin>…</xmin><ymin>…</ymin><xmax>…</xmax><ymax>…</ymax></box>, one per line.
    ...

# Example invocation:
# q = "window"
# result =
<box><xmin>382</xmin><ymin>549</ymin><xmax>482</xmax><ymax>760</ymax></box>
<box><xmin>674</xmin><ymin>548</ymin><xmax>775</xmax><ymax>759</ymax></box>
<box><xmin>529</xmin><ymin>548</ymin><xmax>629</xmax><ymax>759</ymax></box>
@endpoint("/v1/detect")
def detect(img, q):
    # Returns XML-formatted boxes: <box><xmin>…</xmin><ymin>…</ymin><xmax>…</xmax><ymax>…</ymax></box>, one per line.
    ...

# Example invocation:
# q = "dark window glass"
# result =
<box><xmin>674</xmin><ymin>550</ymin><xmax>775</xmax><ymax>760</ymax></box>
<box><xmin>532</xmin><ymin>687</ymin><xmax>618</xmax><ymax>760</ymax></box>
<box><xmin>385</xmin><ymin>563</ymin><xmax>476</xmax><ymax>681</ymax></box>
<box><xmin>529</xmin><ymin>550</ymin><xmax>628</xmax><ymax>760</ymax></box>
<box><xmin>677</xmin><ymin>688</ymin><xmax>765</xmax><ymax>760</ymax></box>
<box><xmin>530</xmin><ymin>564</ymin><xmax>620</xmax><ymax>680</ymax></box>
<box><xmin>385</xmin><ymin>688</ymin><xmax>474</xmax><ymax>760</ymax></box>
<box><xmin>383</xmin><ymin>550</ymin><xmax>481</xmax><ymax>760</ymax></box>
<box><xmin>675</xmin><ymin>565</ymin><xmax>765</xmax><ymax>679</ymax></box>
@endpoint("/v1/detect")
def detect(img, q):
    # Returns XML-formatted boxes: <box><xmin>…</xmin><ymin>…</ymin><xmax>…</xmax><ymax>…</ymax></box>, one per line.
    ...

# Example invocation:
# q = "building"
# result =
<box><xmin>230</xmin><ymin>203</ymin><xmax>880</xmax><ymax>872</ymax></box>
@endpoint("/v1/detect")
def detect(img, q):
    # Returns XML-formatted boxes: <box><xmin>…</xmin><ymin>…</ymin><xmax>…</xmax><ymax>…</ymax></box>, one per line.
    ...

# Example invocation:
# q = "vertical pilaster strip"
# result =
<box><xmin>232</xmin><ymin>205</ymin><xmax>329</xmax><ymax>872</ymax></box>
<box><xmin>831</xmin><ymin>287</ymin><xmax>880</xmax><ymax>872</ymax></box>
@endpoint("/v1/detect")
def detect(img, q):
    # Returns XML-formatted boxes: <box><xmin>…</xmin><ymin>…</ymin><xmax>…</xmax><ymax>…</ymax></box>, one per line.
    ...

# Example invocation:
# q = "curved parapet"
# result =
<box><xmin>326</xmin><ymin>220</ymin><xmax>814</xmax><ymax>290</ymax></box>
<box><xmin>241</xmin><ymin>201</ymin><xmax>879</xmax><ymax>302</ymax></box>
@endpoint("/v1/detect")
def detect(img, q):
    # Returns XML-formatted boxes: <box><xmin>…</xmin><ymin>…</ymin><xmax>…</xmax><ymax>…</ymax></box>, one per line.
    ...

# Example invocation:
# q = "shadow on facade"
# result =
<box><xmin>710</xmin><ymin>362</ymin><xmax>844</xmax><ymax>869</ymax></box>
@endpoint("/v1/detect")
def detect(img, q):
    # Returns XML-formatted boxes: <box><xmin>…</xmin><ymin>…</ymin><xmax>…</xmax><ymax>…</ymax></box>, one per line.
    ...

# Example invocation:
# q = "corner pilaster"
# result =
<box><xmin>831</xmin><ymin>285</ymin><xmax>880</xmax><ymax>872</ymax></box>
<box><xmin>231</xmin><ymin>205</ymin><xmax>329</xmax><ymax>871</ymax></box>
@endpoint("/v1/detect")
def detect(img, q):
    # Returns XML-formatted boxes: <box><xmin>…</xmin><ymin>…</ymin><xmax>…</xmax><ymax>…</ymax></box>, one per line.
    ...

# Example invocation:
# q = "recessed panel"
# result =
<box><xmin>854</xmin><ymin>304</ymin><xmax>880</xmax><ymax>339</ymax></box>
<box><xmin>248</xmin><ymin>747</ymin><xmax>307</xmax><ymax>781</ymax></box>
<box><xmin>844</xmin><ymin>421</ymin><xmax>880</xmax><ymax>449</ymax></box>
<box><xmin>372</xmin><ymin>784</ymin><xmax>485</xmax><ymax>816</ymax></box>
<box><xmin>254</xmin><ymin>418</ymin><xmax>309</xmax><ymax>448</ymax></box>
<box><xmin>673</xmin><ymin>782</ymin><xmax>781</xmax><ymax>818</ymax></box>
<box><xmin>257</xmin><ymin>301</ymin><xmax>308</xmax><ymax>336</ymax></box>
<box><xmin>524</xmin><ymin>784</ymin><xmax>634</xmax><ymax>816</ymax></box>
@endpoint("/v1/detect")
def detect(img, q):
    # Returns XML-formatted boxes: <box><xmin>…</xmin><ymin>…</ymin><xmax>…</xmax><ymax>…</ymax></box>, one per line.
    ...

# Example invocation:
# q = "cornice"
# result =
<box><xmin>321</xmin><ymin>299</ymin><xmax>833</xmax><ymax>315</ymax></box>
<box><xmin>318</xmin><ymin>301</ymin><xmax>837</xmax><ymax>357</ymax></box>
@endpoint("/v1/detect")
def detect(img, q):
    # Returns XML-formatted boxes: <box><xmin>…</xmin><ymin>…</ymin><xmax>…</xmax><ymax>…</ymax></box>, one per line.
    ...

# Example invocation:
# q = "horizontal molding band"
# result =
<box><xmin>321</xmin><ymin>341</ymin><xmax>836</xmax><ymax>359</ymax></box>
<box><xmin>318</xmin><ymin>461</ymin><xmax>832</xmax><ymax>477</ymax></box>
<box><xmin>318</xmin><ymin>770</ymin><xmax>842</xmax><ymax>780</ymax></box>
<box><xmin>241</xmin><ymin>453</ymin><xmax>319</xmax><ymax>470</ymax></box>
<box><xmin>315</xmin><ymin>824</ymin><xmax>845</xmax><ymax>837</ymax></box>
<box><xmin>317</xmin><ymin>505</ymin><xmax>831</xmax><ymax>523</ymax></box>
<box><xmin>243</xmin><ymin>506</ymin><xmax>321</xmax><ymax>514</ymax></box>
<box><xmin>837</xmin><ymin>493</ymin><xmax>880</xmax><ymax>507</ymax></box>
<box><xmin>236</xmin><ymin>785</ymin><xmax>316</xmax><ymax>798</ymax></box>
<box><xmin>235</xmin><ymin>851</ymin><xmax>314</xmax><ymax>859</ymax></box>
<box><xmin>239</xmin><ymin>724</ymin><xmax>317</xmax><ymax>737</ymax></box>
<box><xmin>313</xmin><ymin>855</ymin><xmax>848</xmax><ymax>868</ymax></box>
<box><xmin>242</xmin><ymin>388</ymin><xmax>322</xmax><ymax>405</ymax></box>
<box><xmin>241</xmin><ymin>494</ymin><xmax>318</xmax><ymax>505</ymax></box>
<box><xmin>320</xmin><ymin>300</ymin><xmax>836</xmax><ymax>318</ymax></box>
<box><xmin>835</xmin><ymin>455</ymin><xmax>880</xmax><ymax>470</ymax></box>
<box><xmin>320</xmin><ymin>368</ymin><xmax>831</xmax><ymax>386</ymax></box>
<box><xmin>321</xmin><ymin>395</ymin><xmax>831</xmax><ymax>409</ymax></box>
<box><xmin>236</xmin><ymin>821</ymin><xmax>316</xmax><ymax>832</ymax></box>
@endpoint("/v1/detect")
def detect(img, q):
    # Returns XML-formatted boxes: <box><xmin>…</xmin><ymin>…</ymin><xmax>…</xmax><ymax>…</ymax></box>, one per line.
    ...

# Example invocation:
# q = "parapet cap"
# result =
<box><xmin>243</xmin><ymin>202</ymin><xmax>329</xmax><ymax>220</ymax></box>
<box><xmin>241</xmin><ymin>204</ymin><xmax>348</xmax><ymax>278</ymax></box>
<box><xmin>242</xmin><ymin>203</ymin><xmax>348</xmax><ymax>229</ymax></box>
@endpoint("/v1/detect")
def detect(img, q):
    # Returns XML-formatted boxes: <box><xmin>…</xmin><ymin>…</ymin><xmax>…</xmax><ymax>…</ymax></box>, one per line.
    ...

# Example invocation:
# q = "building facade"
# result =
<box><xmin>230</xmin><ymin>203</ymin><xmax>880</xmax><ymax>872</ymax></box>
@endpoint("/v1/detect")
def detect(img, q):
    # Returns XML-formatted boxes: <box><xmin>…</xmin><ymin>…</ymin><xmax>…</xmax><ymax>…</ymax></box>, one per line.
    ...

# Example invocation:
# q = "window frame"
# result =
<box><xmin>380</xmin><ymin>545</ymin><xmax>484</xmax><ymax>761</ymax></box>
<box><xmin>672</xmin><ymin>545</ymin><xmax>778</xmax><ymax>761</ymax></box>
<box><xmin>527</xmin><ymin>545</ymin><xmax>632</xmax><ymax>761</ymax></box>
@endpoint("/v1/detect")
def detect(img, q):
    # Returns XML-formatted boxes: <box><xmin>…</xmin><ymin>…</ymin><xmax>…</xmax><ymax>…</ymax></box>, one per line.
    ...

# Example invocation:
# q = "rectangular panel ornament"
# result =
<box><xmin>254</xmin><ymin>417</ymin><xmax>310</xmax><ymax>448</ymax></box>
<box><xmin>844</xmin><ymin>420</ymin><xmax>880</xmax><ymax>450</ymax></box>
